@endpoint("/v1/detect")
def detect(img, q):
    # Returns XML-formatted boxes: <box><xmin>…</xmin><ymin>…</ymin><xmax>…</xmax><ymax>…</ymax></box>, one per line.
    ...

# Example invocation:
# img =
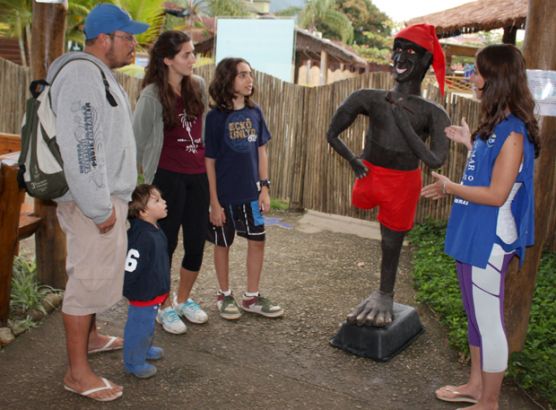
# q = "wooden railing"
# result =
<box><xmin>0</xmin><ymin>133</ymin><xmax>42</xmax><ymax>324</ymax></box>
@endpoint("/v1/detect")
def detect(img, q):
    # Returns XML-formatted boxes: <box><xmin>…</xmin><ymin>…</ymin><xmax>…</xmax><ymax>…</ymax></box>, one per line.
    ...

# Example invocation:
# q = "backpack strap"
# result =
<box><xmin>45</xmin><ymin>57</ymin><xmax>118</xmax><ymax>107</ymax></box>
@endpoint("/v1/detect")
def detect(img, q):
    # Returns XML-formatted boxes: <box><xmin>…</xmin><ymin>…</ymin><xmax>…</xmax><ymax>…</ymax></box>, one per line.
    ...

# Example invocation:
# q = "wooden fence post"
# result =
<box><xmin>30</xmin><ymin>0</ymin><xmax>68</xmax><ymax>289</ymax></box>
<box><xmin>505</xmin><ymin>0</ymin><xmax>556</xmax><ymax>352</ymax></box>
<box><xmin>0</xmin><ymin>162</ymin><xmax>25</xmax><ymax>324</ymax></box>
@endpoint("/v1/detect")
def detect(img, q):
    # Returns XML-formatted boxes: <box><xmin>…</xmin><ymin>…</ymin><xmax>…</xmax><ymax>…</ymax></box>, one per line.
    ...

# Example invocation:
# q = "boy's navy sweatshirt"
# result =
<box><xmin>124</xmin><ymin>218</ymin><xmax>170</xmax><ymax>302</ymax></box>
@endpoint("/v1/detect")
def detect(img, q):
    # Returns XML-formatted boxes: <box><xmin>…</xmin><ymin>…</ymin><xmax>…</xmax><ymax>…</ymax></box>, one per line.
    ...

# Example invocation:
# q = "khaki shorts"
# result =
<box><xmin>57</xmin><ymin>197</ymin><xmax>128</xmax><ymax>316</ymax></box>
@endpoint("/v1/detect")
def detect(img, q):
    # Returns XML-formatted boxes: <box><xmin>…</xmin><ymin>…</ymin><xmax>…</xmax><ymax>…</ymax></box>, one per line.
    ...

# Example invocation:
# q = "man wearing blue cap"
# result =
<box><xmin>47</xmin><ymin>3</ymin><xmax>148</xmax><ymax>402</ymax></box>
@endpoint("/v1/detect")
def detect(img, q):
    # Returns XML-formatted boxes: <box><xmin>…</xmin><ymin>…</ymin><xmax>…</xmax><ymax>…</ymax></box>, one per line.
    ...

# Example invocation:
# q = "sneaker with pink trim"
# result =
<box><xmin>241</xmin><ymin>294</ymin><xmax>284</xmax><ymax>318</ymax></box>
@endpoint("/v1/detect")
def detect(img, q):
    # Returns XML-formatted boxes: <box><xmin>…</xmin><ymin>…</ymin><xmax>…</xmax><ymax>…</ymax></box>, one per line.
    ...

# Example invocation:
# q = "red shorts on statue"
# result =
<box><xmin>351</xmin><ymin>160</ymin><xmax>421</xmax><ymax>232</ymax></box>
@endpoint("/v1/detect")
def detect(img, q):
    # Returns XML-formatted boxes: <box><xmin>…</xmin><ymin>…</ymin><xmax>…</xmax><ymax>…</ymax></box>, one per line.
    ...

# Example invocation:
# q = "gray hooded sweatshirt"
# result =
<box><xmin>48</xmin><ymin>52</ymin><xmax>137</xmax><ymax>224</ymax></box>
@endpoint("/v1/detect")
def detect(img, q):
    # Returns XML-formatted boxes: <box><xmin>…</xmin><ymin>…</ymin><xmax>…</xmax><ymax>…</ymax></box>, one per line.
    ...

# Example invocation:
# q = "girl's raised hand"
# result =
<box><xmin>421</xmin><ymin>171</ymin><xmax>451</xmax><ymax>200</ymax></box>
<box><xmin>445</xmin><ymin>117</ymin><xmax>472</xmax><ymax>150</ymax></box>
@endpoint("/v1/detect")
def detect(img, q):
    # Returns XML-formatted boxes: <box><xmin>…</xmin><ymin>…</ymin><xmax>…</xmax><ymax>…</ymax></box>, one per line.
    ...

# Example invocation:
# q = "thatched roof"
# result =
<box><xmin>406</xmin><ymin>0</ymin><xmax>527</xmax><ymax>38</ymax></box>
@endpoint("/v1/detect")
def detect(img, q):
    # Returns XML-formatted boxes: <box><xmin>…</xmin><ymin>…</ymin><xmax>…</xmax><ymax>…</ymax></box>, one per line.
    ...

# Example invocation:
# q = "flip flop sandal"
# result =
<box><xmin>88</xmin><ymin>335</ymin><xmax>123</xmax><ymax>354</ymax></box>
<box><xmin>435</xmin><ymin>385</ymin><xmax>479</xmax><ymax>404</ymax></box>
<box><xmin>64</xmin><ymin>377</ymin><xmax>123</xmax><ymax>402</ymax></box>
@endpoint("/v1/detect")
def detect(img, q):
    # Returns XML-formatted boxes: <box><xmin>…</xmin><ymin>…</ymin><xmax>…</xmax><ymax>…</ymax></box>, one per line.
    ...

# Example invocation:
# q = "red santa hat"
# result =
<box><xmin>395</xmin><ymin>24</ymin><xmax>446</xmax><ymax>95</ymax></box>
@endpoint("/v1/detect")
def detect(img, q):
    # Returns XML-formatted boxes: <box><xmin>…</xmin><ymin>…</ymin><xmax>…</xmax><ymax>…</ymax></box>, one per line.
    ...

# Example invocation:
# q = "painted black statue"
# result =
<box><xmin>327</xmin><ymin>24</ymin><xmax>450</xmax><ymax>327</ymax></box>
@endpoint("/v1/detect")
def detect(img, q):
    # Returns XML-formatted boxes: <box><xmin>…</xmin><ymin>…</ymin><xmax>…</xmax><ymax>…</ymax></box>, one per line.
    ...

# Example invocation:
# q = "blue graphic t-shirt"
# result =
<box><xmin>205</xmin><ymin>105</ymin><xmax>271</xmax><ymax>205</ymax></box>
<box><xmin>444</xmin><ymin>114</ymin><xmax>535</xmax><ymax>268</ymax></box>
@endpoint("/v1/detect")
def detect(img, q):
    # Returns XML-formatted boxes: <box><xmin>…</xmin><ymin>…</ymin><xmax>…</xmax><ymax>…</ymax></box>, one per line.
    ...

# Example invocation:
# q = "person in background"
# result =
<box><xmin>133</xmin><ymin>31</ymin><xmax>209</xmax><ymax>335</ymax></box>
<box><xmin>422</xmin><ymin>44</ymin><xmax>540</xmax><ymax>410</ymax></box>
<box><xmin>205</xmin><ymin>57</ymin><xmax>283</xmax><ymax>320</ymax></box>
<box><xmin>123</xmin><ymin>185</ymin><xmax>170</xmax><ymax>379</ymax></box>
<box><xmin>50</xmin><ymin>4</ymin><xmax>148</xmax><ymax>401</ymax></box>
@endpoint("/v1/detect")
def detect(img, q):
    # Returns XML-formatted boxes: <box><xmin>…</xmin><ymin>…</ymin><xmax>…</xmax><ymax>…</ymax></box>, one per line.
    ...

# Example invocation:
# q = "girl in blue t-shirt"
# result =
<box><xmin>421</xmin><ymin>45</ymin><xmax>540</xmax><ymax>409</ymax></box>
<box><xmin>204</xmin><ymin>58</ymin><xmax>283</xmax><ymax>320</ymax></box>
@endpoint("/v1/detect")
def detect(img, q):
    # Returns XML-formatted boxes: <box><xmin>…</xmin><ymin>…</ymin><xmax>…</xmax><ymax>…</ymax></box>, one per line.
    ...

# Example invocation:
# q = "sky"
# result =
<box><xmin>371</xmin><ymin>0</ymin><xmax>472</xmax><ymax>23</ymax></box>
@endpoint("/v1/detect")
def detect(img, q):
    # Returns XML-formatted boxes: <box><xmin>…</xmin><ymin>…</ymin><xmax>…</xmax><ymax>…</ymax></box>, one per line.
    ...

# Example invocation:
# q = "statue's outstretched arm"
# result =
<box><xmin>327</xmin><ymin>92</ymin><xmax>369</xmax><ymax>178</ymax></box>
<box><xmin>388</xmin><ymin>93</ymin><xmax>449</xmax><ymax>169</ymax></box>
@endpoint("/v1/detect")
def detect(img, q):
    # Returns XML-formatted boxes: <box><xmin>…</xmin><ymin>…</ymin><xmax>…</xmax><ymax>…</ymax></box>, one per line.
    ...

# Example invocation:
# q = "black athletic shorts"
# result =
<box><xmin>207</xmin><ymin>200</ymin><xmax>265</xmax><ymax>247</ymax></box>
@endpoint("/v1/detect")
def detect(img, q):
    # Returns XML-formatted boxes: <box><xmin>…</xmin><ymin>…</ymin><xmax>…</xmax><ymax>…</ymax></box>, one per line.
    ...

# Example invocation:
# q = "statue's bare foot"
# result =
<box><xmin>346</xmin><ymin>290</ymin><xmax>394</xmax><ymax>327</ymax></box>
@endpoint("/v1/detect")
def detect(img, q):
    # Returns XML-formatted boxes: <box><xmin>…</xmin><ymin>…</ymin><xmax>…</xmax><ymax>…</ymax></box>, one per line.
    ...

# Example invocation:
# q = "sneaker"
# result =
<box><xmin>156</xmin><ymin>307</ymin><xmax>187</xmax><ymax>334</ymax></box>
<box><xmin>173</xmin><ymin>296</ymin><xmax>208</xmax><ymax>324</ymax></box>
<box><xmin>146</xmin><ymin>346</ymin><xmax>164</xmax><ymax>361</ymax></box>
<box><xmin>125</xmin><ymin>362</ymin><xmax>157</xmax><ymax>379</ymax></box>
<box><xmin>216</xmin><ymin>292</ymin><xmax>242</xmax><ymax>320</ymax></box>
<box><xmin>241</xmin><ymin>294</ymin><xmax>284</xmax><ymax>318</ymax></box>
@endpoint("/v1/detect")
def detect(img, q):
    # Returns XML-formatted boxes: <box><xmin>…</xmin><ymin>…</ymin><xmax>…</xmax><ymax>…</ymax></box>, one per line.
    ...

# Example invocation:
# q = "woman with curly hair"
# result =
<box><xmin>422</xmin><ymin>44</ymin><xmax>540</xmax><ymax>409</ymax></box>
<box><xmin>133</xmin><ymin>31</ymin><xmax>209</xmax><ymax>335</ymax></box>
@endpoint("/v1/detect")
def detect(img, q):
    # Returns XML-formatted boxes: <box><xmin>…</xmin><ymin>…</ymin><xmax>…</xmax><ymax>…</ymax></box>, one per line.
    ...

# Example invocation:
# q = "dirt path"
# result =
<box><xmin>0</xmin><ymin>211</ymin><xmax>537</xmax><ymax>409</ymax></box>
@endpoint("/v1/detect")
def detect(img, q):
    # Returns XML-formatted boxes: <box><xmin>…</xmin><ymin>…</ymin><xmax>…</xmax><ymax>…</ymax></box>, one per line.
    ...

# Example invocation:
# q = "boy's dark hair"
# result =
<box><xmin>209</xmin><ymin>57</ymin><xmax>256</xmax><ymax>111</ymax></box>
<box><xmin>128</xmin><ymin>184</ymin><xmax>157</xmax><ymax>219</ymax></box>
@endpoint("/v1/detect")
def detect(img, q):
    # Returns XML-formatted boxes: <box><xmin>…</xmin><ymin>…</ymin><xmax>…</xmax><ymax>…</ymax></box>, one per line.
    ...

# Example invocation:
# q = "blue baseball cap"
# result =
<box><xmin>84</xmin><ymin>3</ymin><xmax>149</xmax><ymax>40</ymax></box>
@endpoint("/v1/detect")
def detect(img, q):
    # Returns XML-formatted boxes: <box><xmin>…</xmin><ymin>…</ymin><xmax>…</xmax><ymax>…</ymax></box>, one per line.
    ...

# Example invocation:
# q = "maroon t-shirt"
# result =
<box><xmin>158</xmin><ymin>96</ymin><xmax>206</xmax><ymax>174</ymax></box>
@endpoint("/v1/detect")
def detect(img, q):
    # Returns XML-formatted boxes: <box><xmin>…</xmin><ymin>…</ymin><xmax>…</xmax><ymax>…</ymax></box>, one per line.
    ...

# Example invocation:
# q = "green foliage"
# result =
<box><xmin>10</xmin><ymin>256</ymin><xmax>52</xmax><ymax>315</ymax></box>
<box><xmin>508</xmin><ymin>252</ymin><xmax>556</xmax><ymax>406</ymax></box>
<box><xmin>0</xmin><ymin>0</ymin><xmax>32</xmax><ymax>38</ymax></box>
<box><xmin>336</xmin><ymin>0</ymin><xmax>392</xmax><ymax>47</ymax></box>
<box><xmin>113</xmin><ymin>0</ymin><xmax>166</xmax><ymax>50</ymax></box>
<box><xmin>409</xmin><ymin>221</ymin><xmax>556</xmax><ymax>407</ymax></box>
<box><xmin>274</xmin><ymin>6</ymin><xmax>302</xmax><ymax>17</ymax></box>
<box><xmin>270</xmin><ymin>198</ymin><xmax>289</xmax><ymax>211</ymax></box>
<box><xmin>299</xmin><ymin>0</ymin><xmax>354</xmax><ymax>43</ymax></box>
<box><xmin>206</xmin><ymin>0</ymin><xmax>249</xmax><ymax>17</ymax></box>
<box><xmin>408</xmin><ymin>221</ymin><xmax>469</xmax><ymax>354</ymax></box>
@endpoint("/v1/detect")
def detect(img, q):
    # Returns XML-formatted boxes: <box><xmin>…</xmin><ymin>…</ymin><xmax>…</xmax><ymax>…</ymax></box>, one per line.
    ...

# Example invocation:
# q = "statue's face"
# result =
<box><xmin>392</xmin><ymin>38</ymin><xmax>432</xmax><ymax>84</ymax></box>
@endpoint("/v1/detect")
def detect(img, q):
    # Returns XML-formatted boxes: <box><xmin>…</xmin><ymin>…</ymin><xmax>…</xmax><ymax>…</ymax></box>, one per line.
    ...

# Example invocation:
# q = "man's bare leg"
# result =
<box><xmin>86</xmin><ymin>314</ymin><xmax>123</xmax><ymax>352</ymax></box>
<box><xmin>63</xmin><ymin>313</ymin><xmax>122</xmax><ymax>399</ymax></box>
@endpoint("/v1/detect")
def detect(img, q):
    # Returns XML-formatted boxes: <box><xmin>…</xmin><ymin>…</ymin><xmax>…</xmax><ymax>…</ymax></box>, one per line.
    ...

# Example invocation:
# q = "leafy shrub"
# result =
<box><xmin>11</xmin><ymin>256</ymin><xmax>56</xmax><ymax>315</ymax></box>
<box><xmin>408</xmin><ymin>221</ymin><xmax>556</xmax><ymax>407</ymax></box>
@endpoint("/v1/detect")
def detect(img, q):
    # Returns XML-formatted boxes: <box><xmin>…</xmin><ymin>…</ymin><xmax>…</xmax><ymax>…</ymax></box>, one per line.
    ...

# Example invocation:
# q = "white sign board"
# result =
<box><xmin>527</xmin><ymin>69</ymin><xmax>556</xmax><ymax>117</ymax></box>
<box><xmin>215</xmin><ymin>18</ymin><xmax>295</xmax><ymax>82</ymax></box>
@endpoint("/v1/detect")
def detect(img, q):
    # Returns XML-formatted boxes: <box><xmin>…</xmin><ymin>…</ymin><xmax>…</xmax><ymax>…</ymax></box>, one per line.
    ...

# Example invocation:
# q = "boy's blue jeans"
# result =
<box><xmin>124</xmin><ymin>304</ymin><xmax>159</xmax><ymax>368</ymax></box>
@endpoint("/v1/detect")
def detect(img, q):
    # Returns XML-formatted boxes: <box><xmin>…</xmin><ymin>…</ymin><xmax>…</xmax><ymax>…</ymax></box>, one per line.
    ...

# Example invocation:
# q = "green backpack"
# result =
<box><xmin>18</xmin><ymin>57</ymin><xmax>117</xmax><ymax>200</ymax></box>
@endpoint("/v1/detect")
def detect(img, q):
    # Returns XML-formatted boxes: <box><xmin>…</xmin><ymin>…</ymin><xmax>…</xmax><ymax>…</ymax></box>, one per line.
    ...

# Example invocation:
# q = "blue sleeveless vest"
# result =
<box><xmin>444</xmin><ymin>114</ymin><xmax>535</xmax><ymax>268</ymax></box>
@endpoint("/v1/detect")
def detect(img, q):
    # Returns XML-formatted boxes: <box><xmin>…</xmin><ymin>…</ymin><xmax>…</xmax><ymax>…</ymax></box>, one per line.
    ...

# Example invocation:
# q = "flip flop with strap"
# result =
<box><xmin>435</xmin><ymin>385</ymin><xmax>479</xmax><ymax>404</ymax></box>
<box><xmin>64</xmin><ymin>377</ymin><xmax>123</xmax><ymax>402</ymax></box>
<box><xmin>88</xmin><ymin>335</ymin><xmax>123</xmax><ymax>354</ymax></box>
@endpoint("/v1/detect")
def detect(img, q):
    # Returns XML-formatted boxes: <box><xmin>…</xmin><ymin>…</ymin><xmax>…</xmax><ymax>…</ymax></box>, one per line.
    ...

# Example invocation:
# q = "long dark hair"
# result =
<box><xmin>209</xmin><ymin>57</ymin><xmax>256</xmax><ymax>111</ymax></box>
<box><xmin>474</xmin><ymin>44</ymin><xmax>540</xmax><ymax>157</ymax></box>
<box><xmin>142</xmin><ymin>31</ymin><xmax>204</xmax><ymax>127</ymax></box>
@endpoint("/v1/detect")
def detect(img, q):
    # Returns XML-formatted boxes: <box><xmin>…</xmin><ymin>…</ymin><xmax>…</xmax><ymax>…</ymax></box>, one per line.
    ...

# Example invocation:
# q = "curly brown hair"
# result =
<box><xmin>209</xmin><ymin>57</ymin><xmax>256</xmax><ymax>111</ymax></box>
<box><xmin>142</xmin><ymin>31</ymin><xmax>204</xmax><ymax>127</ymax></box>
<box><xmin>474</xmin><ymin>44</ymin><xmax>540</xmax><ymax>157</ymax></box>
<box><xmin>128</xmin><ymin>184</ymin><xmax>159</xmax><ymax>219</ymax></box>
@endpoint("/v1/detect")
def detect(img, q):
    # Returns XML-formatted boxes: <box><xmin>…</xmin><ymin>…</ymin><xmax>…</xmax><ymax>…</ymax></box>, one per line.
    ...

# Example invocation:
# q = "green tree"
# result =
<box><xmin>337</xmin><ymin>0</ymin><xmax>392</xmax><ymax>63</ymax></box>
<box><xmin>206</xmin><ymin>0</ymin><xmax>249</xmax><ymax>17</ymax></box>
<box><xmin>299</xmin><ymin>0</ymin><xmax>354</xmax><ymax>44</ymax></box>
<box><xmin>274</xmin><ymin>6</ymin><xmax>302</xmax><ymax>17</ymax></box>
<box><xmin>113</xmin><ymin>0</ymin><xmax>166</xmax><ymax>49</ymax></box>
<box><xmin>164</xmin><ymin>0</ymin><xmax>208</xmax><ymax>31</ymax></box>
<box><xmin>0</xmin><ymin>0</ymin><xmax>32</xmax><ymax>65</ymax></box>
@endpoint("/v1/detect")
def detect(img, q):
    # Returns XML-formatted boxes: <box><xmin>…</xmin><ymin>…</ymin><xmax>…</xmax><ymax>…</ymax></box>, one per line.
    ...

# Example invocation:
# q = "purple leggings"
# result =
<box><xmin>456</xmin><ymin>244</ymin><xmax>515</xmax><ymax>372</ymax></box>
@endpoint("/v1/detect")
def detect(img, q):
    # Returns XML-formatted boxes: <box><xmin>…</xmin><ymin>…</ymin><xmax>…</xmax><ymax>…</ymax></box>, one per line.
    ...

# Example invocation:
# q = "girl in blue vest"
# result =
<box><xmin>421</xmin><ymin>44</ymin><xmax>540</xmax><ymax>409</ymax></box>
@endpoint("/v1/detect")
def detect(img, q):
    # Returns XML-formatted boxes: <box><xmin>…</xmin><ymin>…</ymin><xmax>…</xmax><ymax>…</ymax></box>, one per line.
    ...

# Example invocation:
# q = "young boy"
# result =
<box><xmin>205</xmin><ymin>57</ymin><xmax>283</xmax><ymax>320</ymax></box>
<box><xmin>123</xmin><ymin>184</ymin><xmax>170</xmax><ymax>378</ymax></box>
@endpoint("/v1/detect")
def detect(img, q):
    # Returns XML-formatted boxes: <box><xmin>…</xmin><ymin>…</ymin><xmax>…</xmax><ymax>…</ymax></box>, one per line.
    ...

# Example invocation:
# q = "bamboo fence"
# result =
<box><xmin>1</xmin><ymin>58</ymin><xmax>554</xmax><ymax>249</ymax></box>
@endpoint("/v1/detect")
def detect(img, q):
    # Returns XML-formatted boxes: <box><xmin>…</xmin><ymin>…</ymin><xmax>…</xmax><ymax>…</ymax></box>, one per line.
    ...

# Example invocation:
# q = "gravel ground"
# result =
<box><xmin>0</xmin><ymin>210</ymin><xmax>540</xmax><ymax>409</ymax></box>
